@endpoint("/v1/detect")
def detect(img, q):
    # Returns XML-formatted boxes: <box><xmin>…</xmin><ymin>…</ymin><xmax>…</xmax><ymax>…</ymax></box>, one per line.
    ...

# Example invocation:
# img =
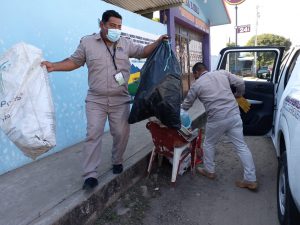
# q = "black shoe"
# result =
<box><xmin>82</xmin><ymin>177</ymin><xmax>98</xmax><ymax>190</ymax></box>
<box><xmin>113</xmin><ymin>164</ymin><xmax>123</xmax><ymax>174</ymax></box>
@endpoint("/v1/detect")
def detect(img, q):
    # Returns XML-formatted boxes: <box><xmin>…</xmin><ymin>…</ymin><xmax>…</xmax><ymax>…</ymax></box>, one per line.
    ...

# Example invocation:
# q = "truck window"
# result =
<box><xmin>284</xmin><ymin>50</ymin><xmax>300</xmax><ymax>87</ymax></box>
<box><xmin>222</xmin><ymin>50</ymin><xmax>277</xmax><ymax>82</ymax></box>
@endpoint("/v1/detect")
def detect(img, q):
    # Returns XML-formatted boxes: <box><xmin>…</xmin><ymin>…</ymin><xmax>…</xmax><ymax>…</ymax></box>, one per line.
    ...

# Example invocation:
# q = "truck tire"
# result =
<box><xmin>277</xmin><ymin>151</ymin><xmax>300</xmax><ymax>225</ymax></box>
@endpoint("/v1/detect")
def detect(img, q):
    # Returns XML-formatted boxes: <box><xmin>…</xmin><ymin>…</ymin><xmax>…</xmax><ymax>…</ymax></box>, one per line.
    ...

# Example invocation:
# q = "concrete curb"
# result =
<box><xmin>0</xmin><ymin>101</ymin><xmax>205</xmax><ymax>225</ymax></box>
<box><xmin>32</xmin><ymin>112</ymin><xmax>206</xmax><ymax>225</ymax></box>
<box><xmin>31</xmin><ymin>143</ymin><xmax>153</xmax><ymax>225</ymax></box>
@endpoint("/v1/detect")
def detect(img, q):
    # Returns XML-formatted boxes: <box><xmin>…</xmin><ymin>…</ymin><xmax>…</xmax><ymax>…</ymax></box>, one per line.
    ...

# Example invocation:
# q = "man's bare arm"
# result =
<box><xmin>41</xmin><ymin>58</ymin><xmax>80</xmax><ymax>72</ymax></box>
<box><xmin>141</xmin><ymin>34</ymin><xmax>168</xmax><ymax>58</ymax></box>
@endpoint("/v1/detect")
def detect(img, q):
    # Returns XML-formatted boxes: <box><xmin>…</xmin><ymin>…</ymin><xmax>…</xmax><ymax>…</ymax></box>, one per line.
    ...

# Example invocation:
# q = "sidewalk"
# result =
<box><xmin>0</xmin><ymin>101</ymin><xmax>205</xmax><ymax>225</ymax></box>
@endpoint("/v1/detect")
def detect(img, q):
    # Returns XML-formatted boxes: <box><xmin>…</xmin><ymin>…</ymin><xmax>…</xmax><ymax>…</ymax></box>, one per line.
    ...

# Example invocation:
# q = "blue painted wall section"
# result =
<box><xmin>0</xmin><ymin>0</ymin><xmax>166</xmax><ymax>175</ymax></box>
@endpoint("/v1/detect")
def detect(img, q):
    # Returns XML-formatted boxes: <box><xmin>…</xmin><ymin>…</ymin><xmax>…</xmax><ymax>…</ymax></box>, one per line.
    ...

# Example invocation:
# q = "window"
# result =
<box><xmin>220</xmin><ymin>50</ymin><xmax>277</xmax><ymax>82</ymax></box>
<box><xmin>175</xmin><ymin>24</ymin><xmax>203</xmax><ymax>96</ymax></box>
<box><xmin>284</xmin><ymin>50</ymin><xmax>300</xmax><ymax>87</ymax></box>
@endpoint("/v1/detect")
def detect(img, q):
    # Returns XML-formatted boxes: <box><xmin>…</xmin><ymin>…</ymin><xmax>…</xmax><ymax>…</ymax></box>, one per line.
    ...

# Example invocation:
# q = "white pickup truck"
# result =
<box><xmin>217</xmin><ymin>46</ymin><xmax>300</xmax><ymax>225</ymax></box>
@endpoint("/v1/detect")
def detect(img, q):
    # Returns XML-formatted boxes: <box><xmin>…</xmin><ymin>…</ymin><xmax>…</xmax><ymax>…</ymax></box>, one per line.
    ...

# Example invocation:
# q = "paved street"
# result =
<box><xmin>98</xmin><ymin>135</ymin><xmax>280</xmax><ymax>225</ymax></box>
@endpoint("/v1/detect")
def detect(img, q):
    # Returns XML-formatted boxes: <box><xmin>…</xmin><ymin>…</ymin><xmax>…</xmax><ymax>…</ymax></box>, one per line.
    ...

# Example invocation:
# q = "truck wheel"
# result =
<box><xmin>277</xmin><ymin>152</ymin><xmax>300</xmax><ymax>225</ymax></box>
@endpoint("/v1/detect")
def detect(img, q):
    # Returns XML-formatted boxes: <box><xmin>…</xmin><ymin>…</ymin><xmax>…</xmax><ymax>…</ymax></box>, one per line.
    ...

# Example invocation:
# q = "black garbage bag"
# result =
<box><xmin>128</xmin><ymin>41</ymin><xmax>182</xmax><ymax>129</ymax></box>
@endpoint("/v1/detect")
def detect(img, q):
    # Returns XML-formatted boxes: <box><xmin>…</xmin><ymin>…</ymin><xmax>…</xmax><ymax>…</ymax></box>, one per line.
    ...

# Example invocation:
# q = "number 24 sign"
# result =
<box><xmin>237</xmin><ymin>24</ymin><xmax>250</xmax><ymax>33</ymax></box>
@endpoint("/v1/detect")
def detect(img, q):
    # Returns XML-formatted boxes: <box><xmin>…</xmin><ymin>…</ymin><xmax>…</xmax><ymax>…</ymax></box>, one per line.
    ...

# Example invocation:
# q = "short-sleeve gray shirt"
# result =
<box><xmin>69</xmin><ymin>33</ymin><xmax>144</xmax><ymax>106</ymax></box>
<box><xmin>181</xmin><ymin>70</ymin><xmax>245</xmax><ymax>122</ymax></box>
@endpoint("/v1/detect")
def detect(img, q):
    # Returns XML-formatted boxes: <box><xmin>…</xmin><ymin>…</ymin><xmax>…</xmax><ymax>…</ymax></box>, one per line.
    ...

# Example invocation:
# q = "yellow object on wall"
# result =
<box><xmin>128</xmin><ymin>71</ymin><xmax>140</xmax><ymax>84</ymax></box>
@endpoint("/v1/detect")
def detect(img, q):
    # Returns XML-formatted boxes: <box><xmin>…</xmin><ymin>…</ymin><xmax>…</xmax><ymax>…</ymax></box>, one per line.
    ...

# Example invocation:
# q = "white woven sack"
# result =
<box><xmin>0</xmin><ymin>42</ymin><xmax>56</xmax><ymax>159</ymax></box>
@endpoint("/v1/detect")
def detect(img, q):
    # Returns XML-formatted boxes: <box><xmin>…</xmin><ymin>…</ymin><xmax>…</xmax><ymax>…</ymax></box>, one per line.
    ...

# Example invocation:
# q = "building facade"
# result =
<box><xmin>0</xmin><ymin>0</ymin><xmax>166</xmax><ymax>175</ymax></box>
<box><xmin>0</xmin><ymin>0</ymin><xmax>230</xmax><ymax>175</ymax></box>
<box><xmin>161</xmin><ymin>0</ymin><xmax>230</xmax><ymax>94</ymax></box>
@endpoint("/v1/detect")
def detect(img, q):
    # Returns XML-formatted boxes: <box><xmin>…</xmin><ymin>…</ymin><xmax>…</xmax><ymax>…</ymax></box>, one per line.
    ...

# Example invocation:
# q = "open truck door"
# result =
<box><xmin>216</xmin><ymin>46</ymin><xmax>285</xmax><ymax>135</ymax></box>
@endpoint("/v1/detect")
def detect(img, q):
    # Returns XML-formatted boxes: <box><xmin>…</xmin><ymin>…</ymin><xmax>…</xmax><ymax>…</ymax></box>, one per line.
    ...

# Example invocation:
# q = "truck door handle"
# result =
<box><xmin>247</xmin><ymin>99</ymin><xmax>263</xmax><ymax>105</ymax></box>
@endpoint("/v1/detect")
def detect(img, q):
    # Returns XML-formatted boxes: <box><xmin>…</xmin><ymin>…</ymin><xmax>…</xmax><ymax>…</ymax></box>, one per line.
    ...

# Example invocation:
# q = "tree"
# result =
<box><xmin>246</xmin><ymin>33</ymin><xmax>292</xmax><ymax>51</ymax></box>
<box><xmin>246</xmin><ymin>34</ymin><xmax>292</xmax><ymax>68</ymax></box>
<box><xmin>226</xmin><ymin>42</ymin><xmax>237</xmax><ymax>47</ymax></box>
<box><xmin>152</xmin><ymin>18</ymin><xmax>160</xmax><ymax>22</ymax></box>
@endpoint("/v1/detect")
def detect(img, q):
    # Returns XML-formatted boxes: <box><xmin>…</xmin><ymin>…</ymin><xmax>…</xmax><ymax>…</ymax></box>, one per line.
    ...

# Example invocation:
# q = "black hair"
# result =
<box><xmin>101</xmin><ymin>10</ymin><xmax>122</xmax><ymax>23</ymax></box>
<box><xmin>192</xmin><ymin>62</ymin><xmax>207</xmax><ymax>74</ymax></box>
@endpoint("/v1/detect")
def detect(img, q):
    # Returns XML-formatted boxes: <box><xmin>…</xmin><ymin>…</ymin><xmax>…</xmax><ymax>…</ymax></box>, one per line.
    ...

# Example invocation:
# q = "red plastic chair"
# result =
<box><xmin>146</xmin><ymin>121</ymin><xmax>202</xmax><ymax>185</ymax></box>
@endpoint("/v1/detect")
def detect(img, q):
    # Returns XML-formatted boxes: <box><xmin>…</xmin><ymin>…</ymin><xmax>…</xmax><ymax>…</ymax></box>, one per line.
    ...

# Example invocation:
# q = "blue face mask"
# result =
<box><xmin>107</xmin><ymin>29</ymin><xmax>121</xmax><ymax>42</ymax></box>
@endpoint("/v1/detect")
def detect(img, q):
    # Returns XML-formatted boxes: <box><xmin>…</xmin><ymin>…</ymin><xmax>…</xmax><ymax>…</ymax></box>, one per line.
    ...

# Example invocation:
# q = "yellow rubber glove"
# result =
<box><xmin>236</xmin><ymin>97</ymin><xmax>251</xmax><ymax>113</ymax></box>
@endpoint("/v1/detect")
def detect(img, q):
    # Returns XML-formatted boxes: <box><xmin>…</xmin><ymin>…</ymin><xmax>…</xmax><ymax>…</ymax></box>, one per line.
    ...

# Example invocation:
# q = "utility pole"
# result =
<box><xmin>235</xmin><ymin>5</ymin><xmax>238</xmax><ymax>46</ymax></box>
<box><xmin>254</xmin><ymin>5</ymin><xmax>260</xmax><ymax>74</ymax></box>
<box><xmin>224</xmin><ymin>0</ymin><xmax>246</xmax><ymax>46</ymax></box>
<box><xmin>234</xmin><ymin>5</ymin><xmax>238</xmax><ymax>73</ymax></box>
<box><xmin>255</xmin><ymin>5</ymin><xmax>260</xmax><ymax>47</ymax></box>
<box><xmin>224</xmin><ymin>0</ymin><xmax>246</xmax><ymax>73</ymax></box>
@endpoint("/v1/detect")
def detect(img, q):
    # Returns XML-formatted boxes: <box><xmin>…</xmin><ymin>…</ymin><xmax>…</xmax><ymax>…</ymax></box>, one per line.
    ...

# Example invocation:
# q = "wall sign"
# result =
<box><xmin>185</xmin><ymin>0</ymin><xmax>200</xmax><ymax>14</ymax></box>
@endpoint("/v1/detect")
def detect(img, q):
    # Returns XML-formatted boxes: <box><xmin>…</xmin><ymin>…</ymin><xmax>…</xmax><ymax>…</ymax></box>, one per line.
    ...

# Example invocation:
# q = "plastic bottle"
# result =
<box><xmin>180</xmin><ymin>109</ymin><xmax>191</xmax><ymax>129</ymax></box>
